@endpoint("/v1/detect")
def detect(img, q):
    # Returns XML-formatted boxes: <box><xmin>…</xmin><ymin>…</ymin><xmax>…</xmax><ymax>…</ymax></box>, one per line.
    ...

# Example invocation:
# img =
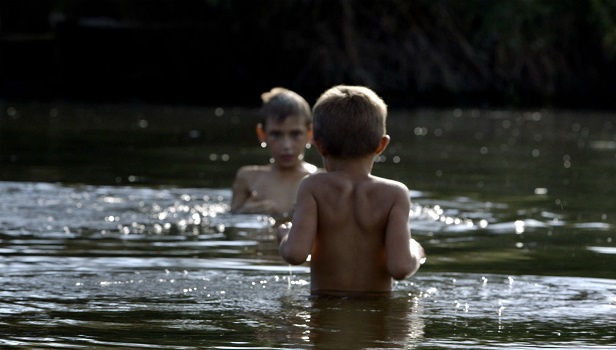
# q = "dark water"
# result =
<box><xmin>1</xmin><ymin>102</ymin><xmax>615</xmax><ymax>349</ymax></box>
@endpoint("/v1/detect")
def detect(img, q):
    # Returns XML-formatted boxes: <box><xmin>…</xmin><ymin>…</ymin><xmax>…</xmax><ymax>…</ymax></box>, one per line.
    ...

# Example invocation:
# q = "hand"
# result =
<box><xmin>277</xmin><ymin>222</ymin><xmax>291</xmax><ymax>244</ymax></box>
<box><xmin>410</xmin><ymin>238</ymin><xmax>426</xmax><ymax>264</ymax></box>
<box><xmin>242</xmin><ymin>191</ymin><xmax>280</xmax><ymax>214</ymax></box>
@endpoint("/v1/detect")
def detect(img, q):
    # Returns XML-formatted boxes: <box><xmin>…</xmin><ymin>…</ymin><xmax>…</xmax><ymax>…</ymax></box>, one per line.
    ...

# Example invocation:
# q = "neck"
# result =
<box><xmin>321</xmin><ymin>154</ymin><xmax>375</xmax><ymax>176</ymax></box>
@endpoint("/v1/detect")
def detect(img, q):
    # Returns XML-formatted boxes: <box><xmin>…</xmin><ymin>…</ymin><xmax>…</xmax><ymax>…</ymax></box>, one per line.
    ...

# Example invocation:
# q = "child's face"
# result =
<box><xmin>260</xmin><ymin>115</ymin><xmax>311</xmax><ymax>169</ymax></box>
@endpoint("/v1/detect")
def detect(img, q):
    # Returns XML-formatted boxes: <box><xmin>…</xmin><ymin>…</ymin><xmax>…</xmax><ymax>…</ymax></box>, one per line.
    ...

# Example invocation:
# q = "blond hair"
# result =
<box><xmin>259</xmin><ymin>87</ymin><xmax>312</xmax><ymax>128</ymax></box>
<box><xmin>312</xmin><ymin>85</ymin><xmax>387</xmax><ymax>159</ymax></box>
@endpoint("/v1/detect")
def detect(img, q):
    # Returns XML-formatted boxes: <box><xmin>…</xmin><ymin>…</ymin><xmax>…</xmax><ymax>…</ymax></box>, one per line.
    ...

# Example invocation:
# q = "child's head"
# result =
<box><xmin>312</xmin><ymin>85</ymin><xmax>388</xmax><ymax>159</ymax></box>
<box><xmin>259</xmin><ymin>87</ymin><xmax>312</xmax><ymax>130</ymax></box>
<box><xmin>256</xmin><ymin>87</ymin><xmax>313</xmax><ymax>169</ymax></box>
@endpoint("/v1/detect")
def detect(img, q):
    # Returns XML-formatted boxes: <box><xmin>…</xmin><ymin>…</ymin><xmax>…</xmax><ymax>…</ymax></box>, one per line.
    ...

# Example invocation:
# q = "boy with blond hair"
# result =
<box><xmin>278</xmin><ymin>85</ymin><xmax>424</xmax><ymax>296</ymax></box>
<box><xmin>231</xmin><ymin>87</ymin><xmax>318</xmax><ymax>218</ymax></box>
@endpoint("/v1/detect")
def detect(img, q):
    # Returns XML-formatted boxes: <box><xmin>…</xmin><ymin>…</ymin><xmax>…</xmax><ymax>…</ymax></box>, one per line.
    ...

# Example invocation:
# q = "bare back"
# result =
<box><xmin>278</xmin><ymin>85</ymin><xmax>423</xmax><ymax>296</ymax></box>
<box><xmin>281</xmin><ymin>171</ymin><xmax>415</xmax><ymax>295</ymax></box>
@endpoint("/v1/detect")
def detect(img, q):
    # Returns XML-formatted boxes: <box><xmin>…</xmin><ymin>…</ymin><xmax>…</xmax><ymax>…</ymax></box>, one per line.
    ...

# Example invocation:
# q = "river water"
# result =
<box><xmin>1</xmin><ymin>102</ymin><xmax>615</xmax><ymax>348</ymax></box>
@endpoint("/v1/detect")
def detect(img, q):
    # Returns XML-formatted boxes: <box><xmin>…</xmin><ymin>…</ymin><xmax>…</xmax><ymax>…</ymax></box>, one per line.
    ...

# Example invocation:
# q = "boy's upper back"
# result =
<box><xmin>310</xmin><ymin>171</ymin><xmax>398</xmax><ymax>234</ymax></box>
<box><xmin>300</xmin><ymin>170</ymin><xmax>412</xmax><ymax>295</ymax></box>
<box><xmin>278</xmin><ymin>85</ymin><xmax>421</xmax><ymax>296</ymax></box>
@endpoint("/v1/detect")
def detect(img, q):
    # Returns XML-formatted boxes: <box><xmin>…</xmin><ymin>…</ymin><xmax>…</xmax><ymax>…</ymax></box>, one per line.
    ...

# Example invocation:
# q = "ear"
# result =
<box><xmin>256</xmin><ymin>123</ymin><xmax>266</xmax><ymax>143</ymax></box>
<box><xmin>375</xmin><ymin>135</ymin><xmax>390</xmax><ymax>155</ymax></box>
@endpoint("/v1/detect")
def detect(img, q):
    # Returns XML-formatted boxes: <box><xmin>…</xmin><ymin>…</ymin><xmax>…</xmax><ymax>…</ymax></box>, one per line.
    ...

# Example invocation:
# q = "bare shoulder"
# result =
<box><xmin>373</xmin><ymin>176</ymin><xmax>408</xmax><ymax>190</ymax></box>
<box><xmin>297</xmin><ymin>171</ymin><xmax>336</xmax><ymax>194</ymax></box>
<box><xmin>236</xmin><ymin>164</ymin><xmax>271</xmax><ymax>177</ymax></box>
<box><xmin>237</xmin><ymin>164</ymin><xmax>271</xmax><ymax>173</ymax></box>
<box><xmin>370</xmin><ymin>176</ymin><xmax>410</xmax><ymax>199</ymax></box>
<box><xmin>299</xmin><ymin>171</ymin><xmax>328</xmax><ymax>187</ymax></box>
<box><xmin>233</xmin><ymin>165</ymin><xmax>271</xmax><ymax>189</ymax></box>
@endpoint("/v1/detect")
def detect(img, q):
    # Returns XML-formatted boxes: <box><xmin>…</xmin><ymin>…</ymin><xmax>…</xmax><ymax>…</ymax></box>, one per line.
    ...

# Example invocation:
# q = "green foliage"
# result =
<box><xmin>4</xmin><ymin>0</ymin><xmax>616</xmax><ymax>107</ymax></box>
<box><xmin>589</xmin><ymin>0</ymin><xmax>616</xmax><ymax>59</ymax></box>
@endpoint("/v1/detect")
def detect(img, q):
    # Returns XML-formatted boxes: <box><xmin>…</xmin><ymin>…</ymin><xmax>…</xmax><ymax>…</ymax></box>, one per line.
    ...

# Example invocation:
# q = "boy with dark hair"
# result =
<box><xmin>231</xmin><ymin>87</ymin><xmax>317</xmax><ymax>218</ymax></box>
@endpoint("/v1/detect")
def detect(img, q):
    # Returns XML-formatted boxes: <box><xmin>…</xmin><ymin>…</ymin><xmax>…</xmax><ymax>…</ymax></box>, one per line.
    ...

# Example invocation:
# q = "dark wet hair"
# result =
<box><xmin>312</xmin><ymin>85</ymin><xmax>387</xmax><ymax>159</ymax></box>
<box><xmin>259</xmin><ymin>87</ymin><xmax>312</xmax><ymax>129</ymax></box>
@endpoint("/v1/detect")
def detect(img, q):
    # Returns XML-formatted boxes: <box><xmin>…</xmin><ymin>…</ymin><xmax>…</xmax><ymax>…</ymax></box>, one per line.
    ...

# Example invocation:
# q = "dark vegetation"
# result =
<box><xmin>3</xmin><ymin>0</ymin><xmax>616</xmax><ymax>108</ymax></box>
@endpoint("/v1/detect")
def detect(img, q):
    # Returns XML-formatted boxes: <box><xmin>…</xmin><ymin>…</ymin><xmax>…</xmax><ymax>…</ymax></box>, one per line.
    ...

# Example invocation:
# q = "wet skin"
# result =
<box><xmin>230</xmin><ymin>115</ymin><xmax>317</xmax><ymax>217</ymax></box>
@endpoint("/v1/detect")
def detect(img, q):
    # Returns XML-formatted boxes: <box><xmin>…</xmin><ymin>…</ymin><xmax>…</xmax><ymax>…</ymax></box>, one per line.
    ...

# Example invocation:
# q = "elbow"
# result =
<box><xmin>389</xmin><ymin>238</ymin><xmax>425</xmax><ymax>280</ymax></box>
<box><xmin>388</xmin><ymin>258</ymin><xmax>421</xmax><ymax>280</ymax></box>
<box><xmin>283</xmin><ymin>255</ymin><xmax>306</xmax><ymax>266</ymax></box>
<box><xmin>279</xmin><ymin>245</ymin><xmax>307</xmax><ymax>265</ymax></box>
<box><xmin>389</xmin><ymin>267</ymin><xmax>412</xmax><ymax>281</ymax></box>
<box><xmin>229</xmin><ymin>203</ymin><xmax>243</xmax><ymax>214</ymax></box>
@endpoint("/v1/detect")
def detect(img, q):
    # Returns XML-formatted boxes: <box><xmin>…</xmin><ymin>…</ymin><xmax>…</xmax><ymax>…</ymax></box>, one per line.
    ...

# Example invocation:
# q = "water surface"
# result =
<box><xmin>1</xmin><ymin>103</ymin><xmax>615</xmax><ymax>348</ymax></box>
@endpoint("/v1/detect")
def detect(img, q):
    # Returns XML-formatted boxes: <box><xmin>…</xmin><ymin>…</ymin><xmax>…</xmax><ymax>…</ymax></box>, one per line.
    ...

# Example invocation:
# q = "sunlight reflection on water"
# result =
<box><xmin>0</xmin><ymin>180</ymin><xmax>615</xmax><ymax>348</ymax></box>
<box><xmin>3</xmin><ymin>104</ymin><xmax>616</xmax><ymax>348</ymax></box>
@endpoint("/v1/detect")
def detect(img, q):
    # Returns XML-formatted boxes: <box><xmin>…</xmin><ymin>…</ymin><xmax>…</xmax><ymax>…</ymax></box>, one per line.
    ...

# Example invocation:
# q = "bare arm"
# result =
<box><xmin>230</xmin><ymin>168</ymin><xmax>251</xmax><ymax>213</ymax></box>
<box><xmin>279</xmin><ymin>179</ymin><xmax>317</xmax><ymax>265</ymax></box>
<box><xmin>385</xmin><ymin>185</ymin><xmax>422</xmax><ymax>280</ymax></box>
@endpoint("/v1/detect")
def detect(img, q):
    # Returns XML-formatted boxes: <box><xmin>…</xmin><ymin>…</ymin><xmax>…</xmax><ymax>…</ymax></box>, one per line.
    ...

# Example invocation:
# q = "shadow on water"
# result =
<box><xmin>1</xmin><ymin>102</ymin><xmax>616</xmax><ymax>348</ymax></box>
